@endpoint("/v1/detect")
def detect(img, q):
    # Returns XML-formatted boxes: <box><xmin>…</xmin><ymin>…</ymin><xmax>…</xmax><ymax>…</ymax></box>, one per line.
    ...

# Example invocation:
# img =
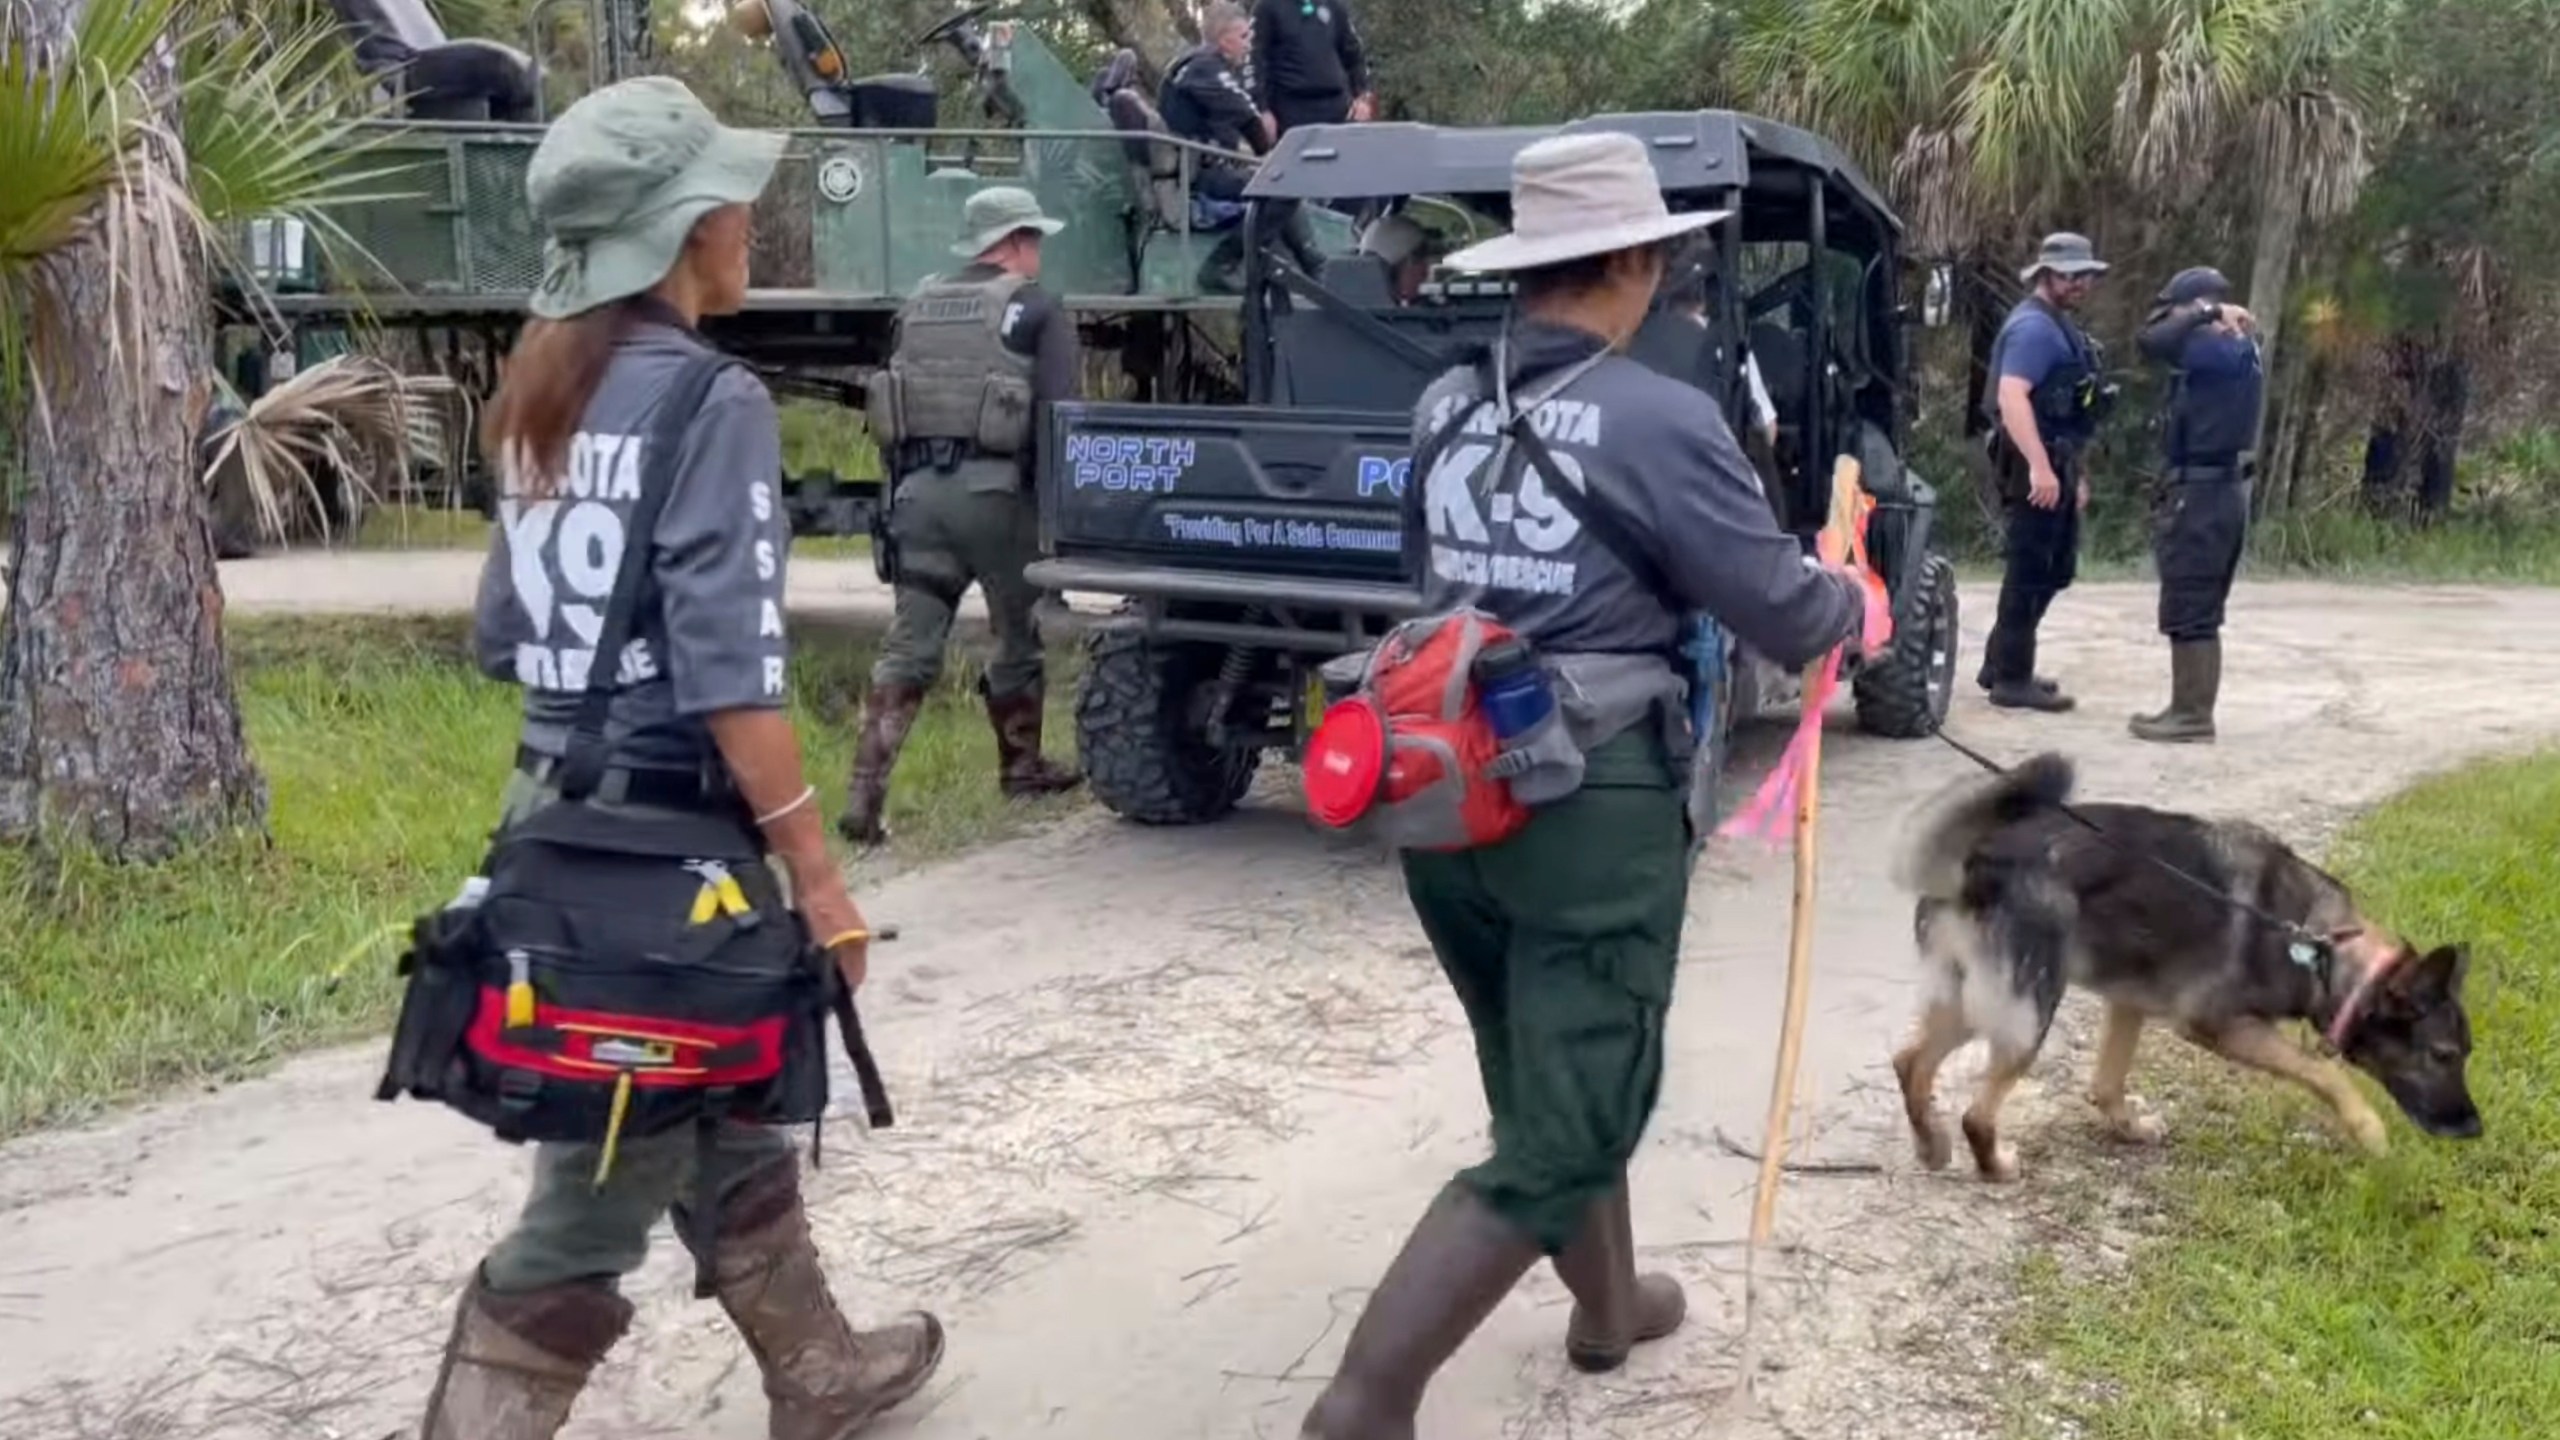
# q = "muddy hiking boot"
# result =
<box><xmin>982</xmin><ymin>680</ymin><xmax>1082</xmax><ymax>801</ymax></box>
<box><xmin>2130</xmin><ymin>638</ymin><xmax>2220</xmax><ymax>744</ymax></box>
<box><xmin>838</xmin><ymin>683</ymin><xmax>927</xmax><ymax>847</ymax></box>
<box><xmin>1553</xmin><ymin>1182</ymin><xmax>1687</xmax><ymax>1374</ymax></box>
<box><xmin>1299</xmin><ymin>1184</ymin><xmax>1542</xmax><ymax>1440</ymax></box>
<box><xmin>419</xmin><ymin>1270</ymin><xmax>633</xmax><ymax>1440</ymax></box>
<box><xmin>686</xmin><ymin>1164</ymin><xmax>946</xmax><ymax>1440</ymax></box>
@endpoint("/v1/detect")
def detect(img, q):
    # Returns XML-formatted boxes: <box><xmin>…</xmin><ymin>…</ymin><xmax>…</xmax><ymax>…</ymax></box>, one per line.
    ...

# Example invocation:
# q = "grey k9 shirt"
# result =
<box><xmin>473</xmin><ymin>318</ymin><xmax>789</xmax><ymax>772</ymax></box>
<box><xmin>1412</xmin><ymin>320</ymin><xmax>1858</xmax><ymax>668</ymax></box>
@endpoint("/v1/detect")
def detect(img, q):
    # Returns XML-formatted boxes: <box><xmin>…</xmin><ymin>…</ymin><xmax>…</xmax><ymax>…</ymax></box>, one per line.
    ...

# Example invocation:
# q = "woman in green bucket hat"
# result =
<box><xmin>421</xmin><ymin>76</ymin><xmax>944</xmax><ymax>1439</ymax></box>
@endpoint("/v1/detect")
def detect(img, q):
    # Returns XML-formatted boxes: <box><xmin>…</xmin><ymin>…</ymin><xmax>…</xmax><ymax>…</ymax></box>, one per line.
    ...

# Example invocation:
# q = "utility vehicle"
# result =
<box><xmin>1022</xmin><ymin>112</ymin><xmax>1963</xmax><ymax>826</ymax></box>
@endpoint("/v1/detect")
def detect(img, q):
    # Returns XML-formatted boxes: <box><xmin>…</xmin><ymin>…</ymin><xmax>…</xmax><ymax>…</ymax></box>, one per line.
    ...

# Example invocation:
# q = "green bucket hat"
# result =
<box><xmin>954</xmin><ymin>186</ymin><xmax>1065</xmax><ymax>257</ymax></box>
<box><xmin>524</xmin><ymin>76</ymin><xmax>786</xmax><ymax>319</ymax></box>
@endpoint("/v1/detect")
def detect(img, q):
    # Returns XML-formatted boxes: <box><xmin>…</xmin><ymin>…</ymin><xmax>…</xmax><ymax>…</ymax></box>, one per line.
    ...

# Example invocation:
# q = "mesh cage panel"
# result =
<box><xmin>335</xmin><ymin>147</ymin><xmax>464</xmax><ymax>290</ymax></box>
<box><xmin>459</xmin><ymin>144</ymin><xmax>545</xmax><ymax>294</ymax></box>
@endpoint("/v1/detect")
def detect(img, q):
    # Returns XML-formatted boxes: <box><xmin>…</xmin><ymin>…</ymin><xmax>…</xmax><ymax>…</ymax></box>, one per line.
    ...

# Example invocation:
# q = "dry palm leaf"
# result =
<box><xmin>200</xmin><ymin>355</ymin><xmax>459</xmax><ymax>546</ymax></box>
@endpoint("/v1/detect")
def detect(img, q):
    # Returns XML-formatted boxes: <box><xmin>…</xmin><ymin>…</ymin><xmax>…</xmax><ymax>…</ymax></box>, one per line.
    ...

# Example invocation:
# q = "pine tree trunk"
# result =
<box><xmin>1080</xmin><ymin>0</ymin><xmax>1191</xmax><ymax>90</ymax></box>
<box><xmin>2245</xmin><ymin>172</ymin><xmax>2304</xmax><ymax>446</ymax></box>
<box><xmin>0</xmin><ymin>5</ymin><xmax>266</xmax><ymax>860</ymax></box>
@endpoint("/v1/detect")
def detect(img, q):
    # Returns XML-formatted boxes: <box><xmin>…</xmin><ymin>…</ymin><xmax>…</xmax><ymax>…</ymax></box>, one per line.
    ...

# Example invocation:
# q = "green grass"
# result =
<box><xmin>0</xmin><ymin>615</ymin><xmax>1080</xmax><ymax>1140</ymax></box>
<box><xmin>2011</xmin><ymin>750</ymin><xmax>2560</xmax><ymax>1440</ymax></box>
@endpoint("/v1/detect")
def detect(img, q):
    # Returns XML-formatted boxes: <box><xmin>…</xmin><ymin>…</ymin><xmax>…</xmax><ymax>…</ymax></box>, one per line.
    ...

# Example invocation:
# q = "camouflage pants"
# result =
<box><xmin>474</xmin><ymin>769</ymin><xmax>796</xmax><ymax>1293</ymax></box>
<box><xmin>1397</xmin><ymin>730</ymin><xmax>1691</xmax><ymax>1254</ymax></box>
<box><xmin>873</xmin><ymin>470</ymin><xmax>1047</xmax><ymax>699</ymax></box>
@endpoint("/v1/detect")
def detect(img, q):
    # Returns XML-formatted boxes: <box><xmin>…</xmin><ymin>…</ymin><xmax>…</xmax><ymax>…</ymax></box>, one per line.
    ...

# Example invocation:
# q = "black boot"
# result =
<box><xmin>1299</xmin><ymin>1185</ymin><xmax>1541</xmax><ymax>1439</ymax></box>
<box><xmin>2130</xmin><ymin>638</ymin><xmax>2220</xmax><ymax>743</ymax></box>
<box><xmin>1197</xmin><ymin>233</ymin><xmax>1246</xmax><ymax>295</ymax></box>
<box><xmin>1551</xmin><ymin>1182</ymin><xmax>1687</xmax><ymax>1374</ymax></box>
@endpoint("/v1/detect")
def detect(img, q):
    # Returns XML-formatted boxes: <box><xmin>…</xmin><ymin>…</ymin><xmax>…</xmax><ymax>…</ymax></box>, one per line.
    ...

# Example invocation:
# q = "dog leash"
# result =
<box><xmin>1919</xmin><ymin>725</ymin><xmax>2342</xmax><ymax>982</ymax></box>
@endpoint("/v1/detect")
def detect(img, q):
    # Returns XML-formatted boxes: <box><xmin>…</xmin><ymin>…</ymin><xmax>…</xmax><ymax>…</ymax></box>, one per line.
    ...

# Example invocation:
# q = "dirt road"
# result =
<box><xmin>4</xmin><ymin>579</ymin><xmax>2554</xmax><ymax>1440</ymax></box>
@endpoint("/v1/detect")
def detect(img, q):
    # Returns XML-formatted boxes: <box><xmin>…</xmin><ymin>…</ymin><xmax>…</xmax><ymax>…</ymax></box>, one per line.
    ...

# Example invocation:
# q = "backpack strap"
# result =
<box><xmin>554</xmin><ymin>350</ymin><xmax>745</xmax><ymax>804</ymax></box>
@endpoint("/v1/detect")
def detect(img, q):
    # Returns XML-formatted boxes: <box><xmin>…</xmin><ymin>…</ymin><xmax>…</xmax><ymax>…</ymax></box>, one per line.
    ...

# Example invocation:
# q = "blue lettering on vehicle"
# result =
<box><xmin>1063</xmin><ymin>432</ymin><xmax>1197</xmax><ymax>493</ymax></box>
<box><xmin>1355</xmin><ymin>455</ymin><xmax>1412</xmax><ymax>499</ymax></box>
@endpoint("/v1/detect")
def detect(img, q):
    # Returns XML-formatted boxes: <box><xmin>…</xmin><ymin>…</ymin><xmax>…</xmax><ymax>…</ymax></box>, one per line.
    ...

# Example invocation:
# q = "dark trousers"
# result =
<box><xmin>2153</xmin><ymin>464</ymin><xmax>2252</xmax><ymax>641</ymax></box>
<box><xmin>1396</xmin><ymin>731</ymin><xmax>1689</xmax><ymax>1254</ymax></box>
<box><xmin>1196</xmin><ymin>163</ymin><xmax>1323</xmax><ymax>278</ymax></box>
<box><xmin>1981</xmin><ymin>450</ymin><xmax>2082</xmax><ymax>686</ymax></box>
<box><xmin>1272</xmin><ymin>90</ymin><xmax>1352</xmax><ymax>134</ymax></box>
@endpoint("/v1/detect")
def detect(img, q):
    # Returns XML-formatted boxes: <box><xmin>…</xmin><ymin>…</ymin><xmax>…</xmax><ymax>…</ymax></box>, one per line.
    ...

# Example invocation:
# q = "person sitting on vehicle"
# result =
<box><xmin>434</xmin><ymin>76</ymin><xmax>943</xmax><ymax>1439</ymax></box>
<box><xmin>1296</xmin><ymin>131</ymin><xmax>1867</xmax><ymax>1439</ymax></box>
<box><xmin>1356</xmin><ymin>211</ymin><xmax>1434</xmax><ymax>304</ymax></box>
<box><xmin>1161</xmin><ymin>0</ymin><xmax>1325</xmax><ymax>289</ymax></box>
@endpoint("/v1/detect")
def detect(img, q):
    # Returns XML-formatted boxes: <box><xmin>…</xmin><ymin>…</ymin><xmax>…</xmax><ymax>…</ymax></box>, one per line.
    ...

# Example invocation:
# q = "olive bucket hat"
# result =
<box><xmin>523</xmin><ymin>76</ymin><xmax>786</xmax><ymax>319</ymax></box>
<box><xmin>954</xmin><ymin>186</ymin><xmax>1066</xmax><ymax>257</ymax></box>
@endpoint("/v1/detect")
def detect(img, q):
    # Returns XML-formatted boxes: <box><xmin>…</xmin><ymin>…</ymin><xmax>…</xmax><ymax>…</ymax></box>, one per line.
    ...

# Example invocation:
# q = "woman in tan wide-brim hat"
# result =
<box><xmin>1298</xmin><ymin>131</ymin><xmax>1869</xmax><ymax>1437</ymax></box>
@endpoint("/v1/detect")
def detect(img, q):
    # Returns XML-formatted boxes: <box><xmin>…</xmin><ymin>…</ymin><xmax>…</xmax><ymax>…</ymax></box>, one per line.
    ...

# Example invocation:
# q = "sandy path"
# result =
<box><xmin>3</xmin><ymin>578</ymin><xmax>2554</xmax><ymax>1440</ymax></box>
<box><xmin>203</xmin><ymin>549</ymin><xmax>1099</xmax><ymax>622</ymax></box>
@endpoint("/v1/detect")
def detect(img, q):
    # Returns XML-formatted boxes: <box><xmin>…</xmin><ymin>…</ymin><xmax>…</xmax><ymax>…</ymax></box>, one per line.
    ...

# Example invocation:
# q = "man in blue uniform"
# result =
<box><xmin>2129</xmin><ymin>265</ymin><xmax>2264</xmax><ymax>742</ymax></box>
<box><xmin>1978</xmin><ymin>232</ymin><xmax>2113</xmax><ymax>712</ymax></box>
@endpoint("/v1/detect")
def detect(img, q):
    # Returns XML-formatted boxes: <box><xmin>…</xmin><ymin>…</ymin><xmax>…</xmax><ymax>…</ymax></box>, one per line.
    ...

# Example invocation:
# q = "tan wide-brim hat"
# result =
<box><xmin>1444</xmin><ymin>131</ymin><xmax>1727</xmax><ymax>274</ymax></box>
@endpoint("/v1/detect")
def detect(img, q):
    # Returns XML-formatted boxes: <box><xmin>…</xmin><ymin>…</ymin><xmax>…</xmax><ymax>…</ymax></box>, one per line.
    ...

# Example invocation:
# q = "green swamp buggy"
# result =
<box><xmin>1023</xmin><ymin>111</ymin><xmax>1963</xmax><ymax>827</ymax></box>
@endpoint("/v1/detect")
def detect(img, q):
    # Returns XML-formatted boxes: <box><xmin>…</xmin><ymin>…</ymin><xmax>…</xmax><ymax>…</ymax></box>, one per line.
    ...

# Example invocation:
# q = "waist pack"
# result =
<box><xmin>1304</xmin><ymin>607</ymin><xmax>1531</xmax><ymax>852</ymax></box>
<box><xmin>374</xmin><ymin>352</ymin><xmax>890</xmax><ymax>1296</ymax></box>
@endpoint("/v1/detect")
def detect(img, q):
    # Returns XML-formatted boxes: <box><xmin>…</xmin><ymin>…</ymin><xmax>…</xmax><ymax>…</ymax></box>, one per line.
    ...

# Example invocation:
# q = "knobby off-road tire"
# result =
<box><xmin>1852</xmin><ymin>552</ymin><xmax>1960</xmax><ymax>739</ymax></box>
<box><xmin>1074</xmin><ymin>615</ymin><xmax>1262</xmax><ymax>826</ymax></box>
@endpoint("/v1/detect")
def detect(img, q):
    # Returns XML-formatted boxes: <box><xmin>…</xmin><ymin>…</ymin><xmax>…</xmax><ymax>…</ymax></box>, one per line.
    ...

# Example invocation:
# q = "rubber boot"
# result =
<box><xmin>838</xmin><ymin>683</ymin><xmax>925</xmax><ymax>847</ymax></box>
<box><xmin>690</xmin><ymin>1164</ymin><xmax>946</xmax><ymax>1440</ymax></box>
<box><xmin>983</xmin><ymin>679</ymin><xmax>1081</xmax><ymax>800</ymax></box>
<box><xmin>1299</xmin><ymin>1184</ymin><xmax>1542</xmax><ymax>1439</ymax></box>
<box><xmin>1279</xmin><ymin>202</ymin><xmax>1328</xmax><ymax>278</ymax></box>
<box><xmin>419</xmin><ymin>1269</ymin><xmax>632</xmax><ymax>1440</ymax></box>
<box><xmin>1197</xmin><ymin>233</ymin><xmax>1246</xmax><ymax>295</ymax></box>
<box><xmin>2129</xmin><ymin>638</ymin><xmax>2219</xmax><ymax>743</ymax></box>
<box><xmin>1551</xmin><ymin>1182</ymin><xmax>1687</xmax><ymax>1374</ymax></box>
<box><xmin>1988</xmin><ymin>679</ymin><xmax>2076</xmax><ymax>713</ymax></box>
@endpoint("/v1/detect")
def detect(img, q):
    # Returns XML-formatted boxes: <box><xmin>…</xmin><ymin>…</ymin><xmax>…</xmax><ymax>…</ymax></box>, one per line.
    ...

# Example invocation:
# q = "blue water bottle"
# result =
<box><xmin>1472</xmin><ymin>639</ymin><xmax>1554</xmax><ymax>742</ymax></box>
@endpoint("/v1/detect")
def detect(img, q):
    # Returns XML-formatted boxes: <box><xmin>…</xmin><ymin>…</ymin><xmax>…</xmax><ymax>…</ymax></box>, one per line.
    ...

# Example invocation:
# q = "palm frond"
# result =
<box><xmin>200</xmin><ymin>354</ymin><xmax>460</xmax><ymax>546</ymax></box>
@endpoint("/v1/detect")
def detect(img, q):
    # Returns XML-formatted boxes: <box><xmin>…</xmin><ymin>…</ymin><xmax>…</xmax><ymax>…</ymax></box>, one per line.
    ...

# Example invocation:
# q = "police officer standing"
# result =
<box><xmin>2130</xmin><ymin>266</ymin><xmax>2264</xmax><ymax>743</ymax></box>
<box><xmin>1979</xmin><ymin>232</ymin><xmax>2113</xmax><ymax>713</ymax></box>
<box><xmin>1297</xmin><ymin>133</ymin><xmax>1866</xmax><ymax>1438</ymax></box>
<box><xmin>842</xmin><ymin>188</ymin><xmax>1082</xmax><ymax>845</ymax></box>
<box><xmin>1251</xmin><ymin>0</ymin><xmax>1375</xmax><ymax>138</ymax></box>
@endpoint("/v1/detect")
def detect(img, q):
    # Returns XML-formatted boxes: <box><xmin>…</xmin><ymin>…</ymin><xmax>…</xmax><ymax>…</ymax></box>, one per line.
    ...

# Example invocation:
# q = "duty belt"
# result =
<box><xmin>515</xmin><ymin>745</ymin><xmax>737</xmax><ymax>811</ymax></box>
<box><xmin>2164</xmin><ymin>459</ymin><xmax>2249</xmax><ymax>483</ymax></box>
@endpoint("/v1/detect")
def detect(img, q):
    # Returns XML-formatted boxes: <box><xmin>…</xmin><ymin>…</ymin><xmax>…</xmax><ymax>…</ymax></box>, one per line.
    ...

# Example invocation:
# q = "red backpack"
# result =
<box><xmin>1303</xmin><ymin>608</ymin><xmax>1530</xmax><ymax>852</ymax></box>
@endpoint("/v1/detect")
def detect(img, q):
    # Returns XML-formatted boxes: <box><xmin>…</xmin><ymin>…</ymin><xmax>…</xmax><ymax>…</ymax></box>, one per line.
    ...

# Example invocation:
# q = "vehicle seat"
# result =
<box><xmin>1321</xmin><ymin>254</ymin><xmax>1396</xmax><ymax>308</ymax></box>
<box><xmin>1104</xmin><ymin>86</ymin><xmax>1186</xmax><ymax>230</ymax></box>
<box><xmin>850</xmin><ymin>74</ymin><xmax>937</xmax><ymax>129</ymax></box>
<box><xmin>327</xmin><ymin>0</ymin><xmax>536</xmax><ymax>123</ymax></box>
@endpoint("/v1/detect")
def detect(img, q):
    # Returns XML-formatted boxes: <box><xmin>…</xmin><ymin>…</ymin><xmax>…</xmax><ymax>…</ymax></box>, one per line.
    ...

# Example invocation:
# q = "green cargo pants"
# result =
<box><xmin>1398</xmin><ymin>729</ymin><xmax>1692</xmax><ymax>1255</ymax></box>
<box><xmin>475</xmin><ymin>768</ymin><xmax>797</xmax><ymax>1295</ymax></box>
<box><xmin>873</xmin><ymin>465</ymin><xmax>1047</xmax><ymax>700</ymax></box>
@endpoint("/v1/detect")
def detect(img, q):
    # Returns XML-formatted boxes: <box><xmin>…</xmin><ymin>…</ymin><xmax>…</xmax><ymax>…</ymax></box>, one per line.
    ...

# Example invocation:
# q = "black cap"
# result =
<box><xmin>2158</xmin><ymin>266</ymin><xmax>2232</xmax><ymax>306</ymax></box>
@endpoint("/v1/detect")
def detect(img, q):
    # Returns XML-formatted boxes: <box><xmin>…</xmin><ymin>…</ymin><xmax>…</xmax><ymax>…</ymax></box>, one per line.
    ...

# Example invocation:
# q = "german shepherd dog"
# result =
<box><xmin>1889</xmin><ymin>753</ymin><xmax>2482</xmax><ymax>1182</ymax></box>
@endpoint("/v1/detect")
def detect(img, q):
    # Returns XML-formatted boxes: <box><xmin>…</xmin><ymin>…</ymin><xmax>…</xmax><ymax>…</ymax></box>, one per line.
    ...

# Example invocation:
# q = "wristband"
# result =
<box><xmin>823</xmin><ymin>928</ymin><xmax>871</xmax><ymax>950</ymax></box>
<box><xmin>755</xmin><ymin>784</ymin><xmax>816</xmax><ymax>827</ymax></box>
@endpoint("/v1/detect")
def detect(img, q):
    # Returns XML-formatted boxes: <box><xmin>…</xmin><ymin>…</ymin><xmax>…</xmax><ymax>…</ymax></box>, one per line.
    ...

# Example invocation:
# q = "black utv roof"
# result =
<box><xmin>1245</xmin><ymin>110</ymin><xmax>1900</xmax><ymax>231</ymax></box>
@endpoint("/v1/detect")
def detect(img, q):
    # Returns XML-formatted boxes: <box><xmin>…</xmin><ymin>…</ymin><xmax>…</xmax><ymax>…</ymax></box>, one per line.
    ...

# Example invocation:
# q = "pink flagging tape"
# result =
<box><xmin>1716</xmin><ymin>647</ymin><xmax>1844</xmax><ymax>847</ymax></box>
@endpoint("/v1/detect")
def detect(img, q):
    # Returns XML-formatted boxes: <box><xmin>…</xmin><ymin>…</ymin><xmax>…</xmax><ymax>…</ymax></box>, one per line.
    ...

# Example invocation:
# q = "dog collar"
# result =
<box><xmin>2323</xmin><ymin>945</ymin><xmax>2404</xmax><ymax>1052</ymax></box>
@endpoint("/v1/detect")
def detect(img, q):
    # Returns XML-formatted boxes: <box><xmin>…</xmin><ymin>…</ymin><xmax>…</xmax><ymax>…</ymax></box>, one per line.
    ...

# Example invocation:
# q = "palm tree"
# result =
<box><xmin>0</xmin><ymin>0</ymin><xmax>397</xmax><ymax>859</ymax></box>
<box><xmin>1731</xmin><ymin>0</ymin><xmax>2378</xmax><ymax>385</ymax></box>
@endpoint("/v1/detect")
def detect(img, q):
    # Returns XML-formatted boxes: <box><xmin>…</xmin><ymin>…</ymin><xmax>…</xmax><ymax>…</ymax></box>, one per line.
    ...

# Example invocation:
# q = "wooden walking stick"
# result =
<box><xmin>1717</xmin><ymin>456</ymin><xmax>1887</xmax><ymax>1421</ymax></box>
